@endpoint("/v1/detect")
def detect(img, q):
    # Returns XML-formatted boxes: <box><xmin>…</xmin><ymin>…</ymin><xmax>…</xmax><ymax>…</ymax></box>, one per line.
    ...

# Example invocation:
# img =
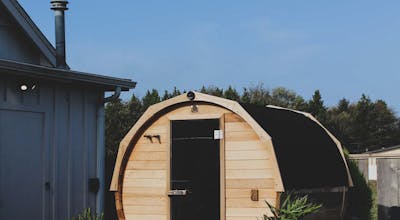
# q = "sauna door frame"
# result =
<box><xmin>168</xmin><ymin>114</ymin><xmax>225</xmax><ymax>220</ymax></box>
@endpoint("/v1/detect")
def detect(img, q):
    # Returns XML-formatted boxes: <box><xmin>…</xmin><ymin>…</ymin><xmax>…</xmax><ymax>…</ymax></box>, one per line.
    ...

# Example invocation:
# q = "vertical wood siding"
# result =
<box><xmin>0</xmin><ymin>76</ymin><xmax>102</xmax><ymax>219</ymax></box>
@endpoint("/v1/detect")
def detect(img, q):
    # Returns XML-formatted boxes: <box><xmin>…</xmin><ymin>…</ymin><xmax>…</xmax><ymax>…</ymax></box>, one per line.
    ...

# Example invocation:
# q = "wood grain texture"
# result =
<box><xmin>224</xmin><ymin>113</ymin><xmax>277</xmax><ymax>214</ymax></box>
<box><xmin>115</xmin><ymin>99</ymin><xmax>283</xmax><ymax>219</ymax></box>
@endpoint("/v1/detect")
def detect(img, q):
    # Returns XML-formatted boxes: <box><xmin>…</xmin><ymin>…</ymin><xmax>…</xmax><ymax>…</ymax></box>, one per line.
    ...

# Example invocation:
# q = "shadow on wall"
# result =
<box><xmin>379</xmin><ymin>205</ymin><xmax>400</xmax><ymax>220</ymax></box>
<box><xmin>105</xmin><ymin>155</ymin><xmax>118</xmax><ymax>220</ymax></box>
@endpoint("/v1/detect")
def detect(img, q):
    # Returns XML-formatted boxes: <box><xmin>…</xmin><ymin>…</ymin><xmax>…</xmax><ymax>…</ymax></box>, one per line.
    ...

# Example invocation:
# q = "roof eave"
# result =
<box><xmin>0</xmin><ymin>59</ymin><xmax>136</xmax><ymax>91</ymax></box>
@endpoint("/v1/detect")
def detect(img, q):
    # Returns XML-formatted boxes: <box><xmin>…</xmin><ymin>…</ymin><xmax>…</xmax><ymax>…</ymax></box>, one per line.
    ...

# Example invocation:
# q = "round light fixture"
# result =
<box><xmin>20</xmin><ymin>84</ymin><xmax>28</xmax><ymax>91</ymax></box>
<box><xmin>187</xmin><ymin>91</ymin><xmax>195</xmax><ymax>101</ymax></box>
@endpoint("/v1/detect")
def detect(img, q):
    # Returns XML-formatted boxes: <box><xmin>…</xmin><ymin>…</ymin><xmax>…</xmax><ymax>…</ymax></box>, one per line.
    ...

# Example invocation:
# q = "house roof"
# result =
<box><xmin>0</xmin><ymin>0</ymin><xmax>136</xmax><ymax>91</ymax></box>
<box><xmin>1</xmin><ymin>0</ymin><xmax>57</xmax><ymax>66</ymax></box>
<box><xmin>350</xmin><ymin>145</ymin><xmax>400</xmax><ymax>159</ymax></box>
<box><xmin>241</xmin><ymin>103</ymin><xmax>351</xmax><ymax>190</ymax></box>
<box><xmin>0</xmin><ymin>59</ymin><xmax>136</xmax><ymax>91</ymax></box>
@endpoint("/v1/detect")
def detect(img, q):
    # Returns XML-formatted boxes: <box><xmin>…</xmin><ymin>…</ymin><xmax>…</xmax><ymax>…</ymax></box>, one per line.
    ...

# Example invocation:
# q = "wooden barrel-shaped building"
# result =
<box><xmin>110</xmin><ymin>92</ymin><xmax>353</xmax><ymax>220</ymax></box>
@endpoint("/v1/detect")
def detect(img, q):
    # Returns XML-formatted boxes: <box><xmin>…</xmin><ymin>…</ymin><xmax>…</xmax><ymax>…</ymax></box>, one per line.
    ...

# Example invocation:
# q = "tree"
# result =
<box><xmin>200</xmin><ymin>85</ymin><xmax>224</xmax><ymax>97</ymax></box>
<box><xmin>162</xmin><ymin>90</ymin><xmax>172</xmax><ymax>101</ymax></box>
<box><xmin>223</xmin><ymin>86</ymin><xmax>240</xmax><ymax>101</ymax></box>
<box><xmin>105</xmin><ymin>99</ymin><xmax>132</xmax><ymax>156</ymax></box>
<box><xmin>307</xmin><ymin>90</ymin><xmax>327</xmax><ymax>123</ymax></box>
<box><xmin>245</xmin><ymin>83</ymin><xmax>271</xmax><ymax>105</ymax></box>
<box><xmin>326</xmin><ymin>98</ymin><xmax>352</xmax><ymax>148</ymax></box>
<box><xmin>171</xmin><ymin>87</ymin><xmax>181</xmax><ymax>97</ymax></box>
<box><xmin>241</xmin><ymin>88</ymin><xmax>251</xmax><ymax>103</ymax></box>
<box><xmin>142</xmin><ymin>89</ymin><xmax>161</xmax><ymax>111</ymax></box>
<box><xmin>270</xmin><ymin>87</ymin><xmax>307</xmax><ymax>110</ymax></box>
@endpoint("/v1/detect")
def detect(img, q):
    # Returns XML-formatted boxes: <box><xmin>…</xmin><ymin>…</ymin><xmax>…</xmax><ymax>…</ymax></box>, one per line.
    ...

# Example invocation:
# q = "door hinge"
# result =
<box><xmin>214</xmin><ymin>130</ymin><xmax>224</xmax><ymax>140</ymax></box>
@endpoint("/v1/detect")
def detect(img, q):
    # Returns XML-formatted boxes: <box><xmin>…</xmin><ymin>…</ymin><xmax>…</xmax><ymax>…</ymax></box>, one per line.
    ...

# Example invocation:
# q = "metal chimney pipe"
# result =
<box><xmin>50</xmin><ymin>1</ymin><xmax>68</xmax><ymax>69</ymax></box>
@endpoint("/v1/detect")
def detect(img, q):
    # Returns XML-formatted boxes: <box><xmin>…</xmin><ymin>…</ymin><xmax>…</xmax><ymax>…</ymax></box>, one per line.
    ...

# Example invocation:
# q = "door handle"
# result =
<box><xmin>168</xmin><ymin>189</ymin><xmax>188</xmax><ymax>196</ymax></box>
<box><xmin>45</xmin><ymin>182</ymin><xmax>51</xmax><ymax>190</ymax></box>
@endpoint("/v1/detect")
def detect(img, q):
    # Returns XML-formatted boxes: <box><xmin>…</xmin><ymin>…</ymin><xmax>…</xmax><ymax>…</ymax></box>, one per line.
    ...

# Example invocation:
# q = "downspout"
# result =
<box><xmin>96</xmin><ymin>87</ymin><xmax>121</xmax><ymax>214</ymax></box>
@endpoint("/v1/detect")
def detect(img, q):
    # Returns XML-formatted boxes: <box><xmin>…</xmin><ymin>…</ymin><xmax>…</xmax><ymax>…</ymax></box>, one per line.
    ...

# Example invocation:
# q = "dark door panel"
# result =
<box><xmin>171</xmin><ymin>119</ymin><xmax>220</xmax><ymax>220</ymax></box>
<box><xmin>0</xmin><ymin>110</ymin><xmax>47</xmax><ymax>219</ymax></box>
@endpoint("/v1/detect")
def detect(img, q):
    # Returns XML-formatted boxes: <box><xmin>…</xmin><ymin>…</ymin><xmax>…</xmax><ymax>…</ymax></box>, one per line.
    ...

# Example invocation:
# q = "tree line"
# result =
<box><xmin>105</xmin><ymin>85</ymin><xmax>400</xmax><ymax>154</ymax></box>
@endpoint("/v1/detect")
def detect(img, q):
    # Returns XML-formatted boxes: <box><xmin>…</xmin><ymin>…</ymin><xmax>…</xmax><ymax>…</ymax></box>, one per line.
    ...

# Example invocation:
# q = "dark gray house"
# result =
<box><xmin>0</xmin><ymin>0</ymin><xmax>135</xmax><ymax>219</ymax></box>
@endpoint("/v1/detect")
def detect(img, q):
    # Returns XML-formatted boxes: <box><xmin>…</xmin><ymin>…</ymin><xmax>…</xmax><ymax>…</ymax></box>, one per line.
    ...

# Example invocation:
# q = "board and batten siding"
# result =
<box><xmin>120</xmin><ymin>103</ymin><xmax>277</xmax><ymax>220</ymax></box>
<box><xmin>0</xmin><ymin>76</ymin><xmax>101</xmax><ymax>220</ymax></box>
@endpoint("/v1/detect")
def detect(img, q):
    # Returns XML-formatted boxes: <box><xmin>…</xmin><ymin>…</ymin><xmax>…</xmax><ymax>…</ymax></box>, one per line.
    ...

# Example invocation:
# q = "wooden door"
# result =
<box><xmin>170</xmin><ymin>119</ymin><xmax>220</xmax><ymax>220</ymax></box>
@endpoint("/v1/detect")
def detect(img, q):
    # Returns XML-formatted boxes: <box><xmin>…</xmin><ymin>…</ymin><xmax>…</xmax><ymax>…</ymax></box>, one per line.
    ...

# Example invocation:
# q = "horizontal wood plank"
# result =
<box><xmin>124</xmin><ymin>205</ymin><xmax>166</xmax><ymax>215</ymax></box>
<box><xmin>225</xmin><ymin>113</ymin><xmax>244</xmax><ymax>122</ymax></box>
<box><xmin>129</xmin><ymin>151</ymin><xmax>167</xmax><ymax>161</ymax></box>
<box><xmin>123</xmin><ymin>214</ymin><xmax>166</xmax><ymax>220</ymax></box>
<box><xmin>123</xmin><ymin>187</ymin><xmax>166</xmax><ymax>197</ymax></box>
<box><xmin>123</xmin><ymin>178</ymin><xmax>166</xmax><ymax>188</ymax></box>
<box><xmin>225</xmin><ymin>131</ymin><xmax>259</xmax><ymax>142</ymax></box>
<box><xmin>123</xmin><ymin>196</ymin><xmax>167</xmax><ymax>206</ymax></box>
<box><xmin>226</xmin><ymin>198</ymin><xmax>274</xmax><ymax>208</ymax></box>
<box><xmin>125</xmin><ymin>170</ymin><xmax>166</xmax><ymax>179</ymax></box>
<box><xmin>225</xmin><ymin>122</ymin><xmax>252</xmax><ymax>132</ymax></box>
<box><xmin>225</xmin><ymin>140</ymin><xmax>266</xmax><ymax>151</ymax></box>
<box><xmin>226</xmin><ymin>178</ymin><xmax>275</xmax><ymax>189</ymax></box>
<box><xmin>226</xmin><ymin>169</ymin><xmax>273</xmax><ymax>179</ymax></box>
<box><xmin>226</xmin><ymin>208</ymin><xmax>269</xmax><ymax>217</ymax></box>
<box><xmin>126</xmin><ymin>161</ymin><xmax>168</xmax><ymax>170</ymax></box>
<box><xmin>226</xmin><ymin>150</ymin><xmax>269</xmax><ymax>160</ymax></box>
<box><xmin>226</xmin><ymin>189</ymin><xmax>276</xmax><ymax>199</ymax></box>
<box><xmin>226</xmin><ymin>160</ymin><xmax>272</xmax><ymax>170</ymax></box>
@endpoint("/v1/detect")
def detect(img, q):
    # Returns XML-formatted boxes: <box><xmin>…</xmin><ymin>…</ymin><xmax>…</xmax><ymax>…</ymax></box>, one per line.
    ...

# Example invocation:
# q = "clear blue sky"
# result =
<box><xmin>19</xmin><ymin>1</ymin><xmax>400</xmax><ymax>113</ymax></box>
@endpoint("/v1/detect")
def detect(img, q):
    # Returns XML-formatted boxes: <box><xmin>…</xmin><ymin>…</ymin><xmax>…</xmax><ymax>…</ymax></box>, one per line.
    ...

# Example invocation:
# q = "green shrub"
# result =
<box><xmin>70</xmin><ymin>208</ymin><xmax>104</xmax><ymax>220</ymax></box>
<box><xmin>262</xmin><ymin>193</ymin><xmax>322</xmax><ymax>220</ymax></box>
<box><xmin>345</xmin><ymin>158</ymin><xmax>373</xmax><ymax>220</ymax></box>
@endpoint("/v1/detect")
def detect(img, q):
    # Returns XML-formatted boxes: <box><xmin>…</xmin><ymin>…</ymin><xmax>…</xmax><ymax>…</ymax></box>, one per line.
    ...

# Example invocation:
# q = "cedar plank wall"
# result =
<box><xmin>224</xmin><ymin>113</ymin><xmax>275</xmax><ymax>219</ymax></box>
<box><xmin>121</xmin><ymin>104</ymin><xmax>276</xmax><ymax>220</ymax></box>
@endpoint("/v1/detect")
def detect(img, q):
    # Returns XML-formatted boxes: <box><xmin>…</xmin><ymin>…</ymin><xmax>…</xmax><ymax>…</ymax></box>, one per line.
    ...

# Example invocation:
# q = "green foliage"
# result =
<box><xmin>344</xmin><ymin>153</ymin><xmax>373</xmax><ymax>220</ymax></box>
<box><xmin>224</xmin><ymin>86</ymin><xmax>240</xmax><ymax>101</ymax></box>
<box><xmin>307</xmin><ymin>90</ymin><xmax>327</xmax><ymax>123</ymax></box>
<box><xmin>70</xmin><ymin>208</ymin><xmax>103</xmax><ymax>220</ymax></box>
<box><xmin>142</xmin><ymin>89</ymin><xmax>161</xmax><ymax>111</ymax></box>
<box><xmin>105</xmin><ymin>98</ymin><xmax>134</xmax><ymax>156</ymax></box>
<box><xmin>327</xmin><ymin>94</ymin><xmax>400</xmax><ymax>152</ymax></box>
<box><xmin>262</xmin><ymin>194</ymin><xmax>322</xmax><ymax>220</ymax></box>
<box><xmin>105</xmin><ymin>85</ymin><xmax>400</xmax><ymax>157</ymax></box>
<box><xmin>270</xmin><ymin>87</ymin><xmax>307</xmax><ymax>110</ymax></box>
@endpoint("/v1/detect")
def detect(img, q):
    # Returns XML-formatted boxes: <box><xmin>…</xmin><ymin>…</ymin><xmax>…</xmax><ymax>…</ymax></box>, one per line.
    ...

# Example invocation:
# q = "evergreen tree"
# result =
<box><xmin>307</xmin><ymin>90</ymin><xmax>327</xmax><ymax>123</ymax></box>
<box><xmin>105</xmin><ymin>99</ymin><xmax>132</xmax><ymax>156</ymax></box>
<box><xmin>223</xmin><ymin>86</ymin><xmax>240</xmax><ymax>101</ymax></box>
<box><xmin>162</xmin><ymin>90</ymin><xmax>171</xmax><ymax>101</ymax></box>
<box><xmin>142</xmin><ymin>89</ymin><xmax>161</xmax><ymax>111</ymax></box>
<box><xmin>241</xmin><ymin>88</ymin><xmax>251</xmax><ymax>103</ymax></box>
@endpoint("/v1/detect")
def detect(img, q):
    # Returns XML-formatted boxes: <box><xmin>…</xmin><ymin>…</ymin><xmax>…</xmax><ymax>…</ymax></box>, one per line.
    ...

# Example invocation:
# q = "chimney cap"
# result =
<box><xmin>51</xmin><ymin>0</ymin><xmax>68</xmax><ymax>11</ymax></box>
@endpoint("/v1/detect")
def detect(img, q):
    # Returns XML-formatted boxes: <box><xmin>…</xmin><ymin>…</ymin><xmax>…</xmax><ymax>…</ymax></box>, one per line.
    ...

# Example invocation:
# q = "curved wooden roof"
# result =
<box><xmin>110</xmin><ymin>92</ymin><xmax>352</xmax><ymax>191</ymax></box>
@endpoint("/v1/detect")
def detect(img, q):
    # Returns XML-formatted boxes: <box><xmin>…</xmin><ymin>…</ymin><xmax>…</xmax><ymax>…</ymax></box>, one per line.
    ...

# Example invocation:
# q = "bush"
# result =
<box><xmin>345</xmin><ymin>158</ymin><xmax>373</xmax><ymax>220</ymax></box>
<box><xmin>262</xmin><ymin>193</ymin><xmax>322</xmax><ymax>220</ymax></box>
<box><xmin>70</xmin><ymin>208</ymin><xmax>104</xmax><ymax>220</ymax></box>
